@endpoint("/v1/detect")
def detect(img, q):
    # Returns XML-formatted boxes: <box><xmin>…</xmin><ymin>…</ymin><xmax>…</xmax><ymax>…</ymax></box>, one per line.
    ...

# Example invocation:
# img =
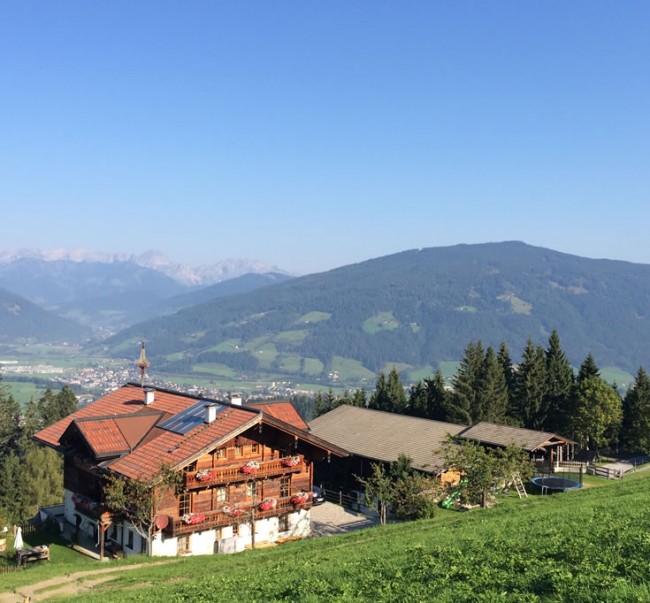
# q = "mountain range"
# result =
<box><xmin>3</xmin><ymin>242</ymin><xmax>650</xmax><ymax>386</ymax></box>
<box><xmin>0</xmin><ymin>249</ymin><xmax>291</xmax><ymax>335</ymax></box>
<box><xmin>100</xmin><ymin>242</ymin><xmax>650</xmax><ymax>384</ymax></box>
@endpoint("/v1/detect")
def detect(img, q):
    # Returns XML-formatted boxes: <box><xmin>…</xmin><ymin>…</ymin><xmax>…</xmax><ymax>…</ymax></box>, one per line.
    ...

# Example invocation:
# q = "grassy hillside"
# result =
<box><xmin>5</xmin><ymin>471</ymin><xmax>650</xmax><ymax>601</ymax></box>
<box><xmin>102</xmin><ymin>242</ymin><xmax>650</xmax><ymax>387</ymax></box>
<box><xmin>0</xmin><ymin>286</ymin><xmax>90</xmax><ymax>344</ymax></box>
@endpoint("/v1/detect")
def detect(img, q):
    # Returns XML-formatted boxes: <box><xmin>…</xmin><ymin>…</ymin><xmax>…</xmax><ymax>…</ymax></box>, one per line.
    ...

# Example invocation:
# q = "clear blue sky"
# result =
<box><xmin>2</xmin><ymin>2</ymin><xmax>649</xmax><ymax>274</ymax></box>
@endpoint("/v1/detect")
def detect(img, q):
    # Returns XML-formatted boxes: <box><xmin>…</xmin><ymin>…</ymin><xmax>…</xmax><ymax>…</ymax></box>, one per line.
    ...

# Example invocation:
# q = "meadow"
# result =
<box><xmin>3</xmin><ymin>469</ymin><xmax>650</xmax><ymax>602</ymax></box>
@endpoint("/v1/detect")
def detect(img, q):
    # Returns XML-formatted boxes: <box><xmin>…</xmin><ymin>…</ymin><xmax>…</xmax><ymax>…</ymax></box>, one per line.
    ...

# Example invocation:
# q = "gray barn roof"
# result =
<box><xmin>308</xmin><ymin>405</ymin><xmax>467</xmax><ymax>473</ymax></box>
<box><xmin>459</xmin><ymin>421</ymin><xmax>574</xmax><ymax>452</ymax></box>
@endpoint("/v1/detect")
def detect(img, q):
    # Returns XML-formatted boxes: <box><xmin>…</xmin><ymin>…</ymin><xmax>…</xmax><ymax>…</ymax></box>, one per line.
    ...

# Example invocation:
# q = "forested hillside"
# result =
<box><xmin>0</xmin><ymin>286</ymin><xmax>90</xmax><ymax>343</ymax></box>
<box><xmin>101</xmin><ymin>242</ymin><xmax>650</xmax><ymax>385</ymax></box>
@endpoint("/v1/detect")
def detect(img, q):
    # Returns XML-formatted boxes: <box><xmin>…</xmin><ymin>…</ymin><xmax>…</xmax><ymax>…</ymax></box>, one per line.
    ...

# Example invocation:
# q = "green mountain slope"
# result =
<box><xmin>0</xmin><ymin>286</ymin><xmax>90</xmax><ymax>343</ymax></box>
<box><xmin>103</xmin><ymin>242</ymin><xmax>650</xmax><ymax>384</ymax></box>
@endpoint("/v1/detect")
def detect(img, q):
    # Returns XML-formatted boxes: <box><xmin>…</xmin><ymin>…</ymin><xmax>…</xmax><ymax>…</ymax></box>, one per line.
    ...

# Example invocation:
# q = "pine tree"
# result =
<box><xmin>369</xmin><ymin>368</ymin><xmax>407</xmax><ymax>414</ymax></box>
<box><xmin>408</xmin><ymin>381</ymin><xmax>429</xmax><ymax>418</ymax></box>
<box><xmin>544</xmin><ymin>329</ymin><xmax>574</xmax><ymax>434</ymax></box>
<box><xmin>425</xmin><ymin>370</ymin><xmax>450</xmax><ymax>422</ymax></box>
<box><xmin>497</xmin><ymin>341</ymin><xmax>515</xmax><ymax>417</ymax></box>
<box><xmin>577</xmin><ymin>353</ymin><xmax>600</xmax><ymax>382</ymax></box>
<box><xmin>513</xmin><ymin>339</ymin><xmax>548</xmax><ymax>429</ymax></box>
<box><xmin>0</xmin><ymin>379</ymin><xmax>21</xmax><ymax>456</ymax></box>
<box><xmin>450</xmin><ymin>341</ymin><xmax>484</xmax><ymax>425</ymax></box>
<box><xmin>479</xmin><ymin>346</ymin><xmax>509</xmax><ymax>424</ymax></box>
<box><xmin>621</xmin><ymin>367</ymin><xmax>650</xmax><ymax>452</ymax></box>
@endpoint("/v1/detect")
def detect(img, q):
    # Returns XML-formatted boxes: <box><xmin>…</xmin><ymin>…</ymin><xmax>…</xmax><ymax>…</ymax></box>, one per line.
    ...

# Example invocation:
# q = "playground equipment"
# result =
<box><xmin>530</xmin><ymin>475</ymin><xmax>582</xmax><ymax>494</ymax></box>
<box><xmin>440</xmin><ymin>478</ymin><xmax>468</xmax><ymax>509</ymax></box>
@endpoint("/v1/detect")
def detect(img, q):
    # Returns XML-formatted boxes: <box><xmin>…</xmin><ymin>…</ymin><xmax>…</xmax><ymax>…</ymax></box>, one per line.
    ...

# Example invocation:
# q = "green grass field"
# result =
<box><xmin>4</xmin><ymin>470</ymin><xmax>650</xmax><ymax>601</ymax></box>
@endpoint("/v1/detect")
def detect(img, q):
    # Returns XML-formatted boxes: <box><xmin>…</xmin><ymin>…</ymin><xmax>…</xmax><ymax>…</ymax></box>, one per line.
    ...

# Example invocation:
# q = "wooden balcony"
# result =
<box><xmin>184</xmin><ymin>458</ymin><xmax>304</xmax><ymax>490</ymax></box>
<box><xmin>165</xmin><ymin>496</ymin><xmax>313</xmax><ymax>537</ymax></box>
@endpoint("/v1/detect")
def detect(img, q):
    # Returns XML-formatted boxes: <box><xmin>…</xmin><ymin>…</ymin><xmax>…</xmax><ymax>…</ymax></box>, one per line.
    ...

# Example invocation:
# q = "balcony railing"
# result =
<box><xmin>184</xmin><ymin>458</ymin><xmax>304</xmax><ymax>490</ymax></box>
<box><xmin>165</xmin><ymin>495</ymin><xmax>313</xmax><ymax>537</ymax></box>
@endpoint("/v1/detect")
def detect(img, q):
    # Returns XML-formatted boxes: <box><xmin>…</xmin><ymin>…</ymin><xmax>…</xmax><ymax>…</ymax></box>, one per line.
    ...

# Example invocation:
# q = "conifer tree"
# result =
<box><xmin>513</xmin><ymin>339</ymin><xmax>548</xmax><ymax>429</ymax></box>
<box><xmin>408</xmin><ymin>381</ymin><xmax>429</xmax><ymax>418</ymax></box>
<box><xmin>425</xmin><ymin>370</ymin><xmax>450</xmax><ymax>422</ymax></box>
<box><xmin>621</xmin><ymin>367</ymin><xmax>650</xmax><ymax>452</ymax></box>
<box><xmin>544</xmin><ymin>329</ymin><xmax>574</xmax><ymax>434</ymax></box>
<box><xmin>479</xmin><ymin>346</ymin><xmax>509</xmax><ymax>424</ymax></box>
<box><xmin>577</xmin><ymin>353</ymin><xmax>600</xmax><ymax>382</ymax></box>
<box><xmin>450</xmin><ymin>341</ymin><xmax>484</xmax><ymax>425</ymax></box>
<box><xmin>497</xmin><ymin>341</ymin><xmax>516</xmax><ymax>417</ymax></box>
<box><xmin>0</xmin><ymin>378</ymin><xmax>21</xmax><ymax>456</ymax></box>
<box><xmin>370</xmin><ymin>368</ymin><xmax>407</xmax><ymax>414</ymax></box>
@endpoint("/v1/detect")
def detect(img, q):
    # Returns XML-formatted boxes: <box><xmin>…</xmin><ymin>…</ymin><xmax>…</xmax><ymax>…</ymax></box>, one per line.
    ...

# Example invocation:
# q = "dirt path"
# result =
<box><xmin>0</xmin><ymin>561</ymin><xmax>173</xmax><ymax>603</ymax></box>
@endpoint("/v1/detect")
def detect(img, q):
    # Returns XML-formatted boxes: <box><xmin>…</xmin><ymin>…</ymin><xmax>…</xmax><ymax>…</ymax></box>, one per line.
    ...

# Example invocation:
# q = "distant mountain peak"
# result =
<box><xmin>0</xmin><ymin>248</ymin><xmax>291</xmax><ymax>286</ymax></box>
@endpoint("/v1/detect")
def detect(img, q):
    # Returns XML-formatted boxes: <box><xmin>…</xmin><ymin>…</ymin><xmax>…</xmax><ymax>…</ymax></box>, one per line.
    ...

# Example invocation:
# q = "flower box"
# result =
<box><xmin>240</xmin><ymin>461</ymin><xmax>260</xmax><ymax>474</ymax></box>
<box><xmin>290</xmin><ymin>492</ymin><xmax>309</xmax><ymax>506</ymax></box>
<box><xmin>222</xmin><ymin>505</ymin><xmax>243</xmax><ymax>518</ymax></box>
<box><xmin>181</xmin><ymin>513</ymin><xmax>205</xmax><ymax>525</ymax></box>
<box><xmin>281</xmin><ymin>456</ymin><xmax>300</xmax><ymax>468</ymax></box>
<box><xmin>195</xmin><ymin>469</ymin><xmax>213</xmax><ymax>482</ymax></box>
<box><xmin>258</xmin><ymin>498</ymin><xmax>277</xmax><ymax>512</ymax></box>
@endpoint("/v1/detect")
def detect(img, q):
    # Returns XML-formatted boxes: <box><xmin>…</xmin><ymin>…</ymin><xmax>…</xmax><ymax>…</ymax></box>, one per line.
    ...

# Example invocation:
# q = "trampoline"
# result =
<box><xmin>531</xmin><ymin>476</ymin><xmax>582</xmax><ymax>494</ymax></box>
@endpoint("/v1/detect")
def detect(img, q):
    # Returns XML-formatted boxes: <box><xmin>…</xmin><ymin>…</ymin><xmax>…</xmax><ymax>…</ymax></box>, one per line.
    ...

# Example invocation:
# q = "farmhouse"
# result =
<box><xmin>33</xmin><ymin>383</ymin><xmax>347</xmax><ymax>558</ymax></box>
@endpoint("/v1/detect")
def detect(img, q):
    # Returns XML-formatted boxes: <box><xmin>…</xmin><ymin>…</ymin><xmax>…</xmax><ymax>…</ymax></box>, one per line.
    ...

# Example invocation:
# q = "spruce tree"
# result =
<box><xmin>425</xmin><ymin>370</ymin><xmax>451</xmax><ymax>422</ymax></box>
<box><xmin>450</xmin><ymin>341</ymin><xmax>484</xmax><ymax>425</ymax></box>
<box><xmin>0</xmin><ymin>379</ymin><xmax>21</xmax><ymax>456</ymax></box>
<box><xmin>370</xmin><ymin>368</ymin><xmax>407</xmax><ymax>414</ymax></box>
<box><xmin>513</xmin><ymin>338</ymin><xmax>548</xmax><ymax>429</ymax></box>
<box><xmin>544</xmin><ymin>329</ymin><xmax>574</xmax><ymax>434</ymax></box>
<box><xmin>479</xmin><ymin>346</ymin><xmax>509</xmax><ymax>424</ymax></box>
<box><xmin>577</xmin><ymin>353</ymin><xmax>600</xmax><ymax>382</ymax></box>
<box><xmin>621</xmin><ymin>367</ymin><xmax>650</xmax><ymax>452</ymax></box>
<box><xmin>497</xmin><ymin>341</ymin><xmax>516</xmax><ymax>418</ymax></box>
<box><xmin>408</xmin><ymin>381</ymin><xmax>429</xmax><ymax>418</ymax></box>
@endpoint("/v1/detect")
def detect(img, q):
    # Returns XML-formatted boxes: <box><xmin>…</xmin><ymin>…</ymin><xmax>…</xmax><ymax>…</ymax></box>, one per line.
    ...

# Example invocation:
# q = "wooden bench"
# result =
<box><xmin>15</xmin><ymin>545</ymin><xmax>50</xmax><ymax>566</ymax></box>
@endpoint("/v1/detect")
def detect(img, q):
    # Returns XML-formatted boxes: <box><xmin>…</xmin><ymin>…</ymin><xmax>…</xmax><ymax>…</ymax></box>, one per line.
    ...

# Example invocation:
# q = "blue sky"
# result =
<box><xmin>1</xmin><ymin>2</ymin><xmax>649</xmax><ymax>275</ymax></box>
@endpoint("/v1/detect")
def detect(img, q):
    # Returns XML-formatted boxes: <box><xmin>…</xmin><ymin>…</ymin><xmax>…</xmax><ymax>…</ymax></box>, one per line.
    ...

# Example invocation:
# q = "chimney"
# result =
<box><xmin>229</xmin><ymin>394</ymin><xmax>243</xmax><ymax>406</ymax></box>
<box><xmin>205</xmin><ymin>404</ymin><xmax>218</xmax><ymax>424</ymax></box>
<box><xmin>144</xmin><ymin>388</ymin><xmax>155</xmax><ymax>406</ymax></box>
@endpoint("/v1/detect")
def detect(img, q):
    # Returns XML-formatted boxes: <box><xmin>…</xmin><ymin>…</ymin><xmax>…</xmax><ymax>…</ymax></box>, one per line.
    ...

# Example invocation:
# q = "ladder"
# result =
<box><xmin>512</xmin><ymin>473</ymin><xmax>528</xmax><ymax>498</ymax></box>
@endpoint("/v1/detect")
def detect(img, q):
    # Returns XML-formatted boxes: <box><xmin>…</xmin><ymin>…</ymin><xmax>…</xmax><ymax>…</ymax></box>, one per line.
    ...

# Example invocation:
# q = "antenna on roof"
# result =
<box><xmin>135</xmin><ymin>340</ymin><xmax>150</xmax><ymax>387</ymax></box>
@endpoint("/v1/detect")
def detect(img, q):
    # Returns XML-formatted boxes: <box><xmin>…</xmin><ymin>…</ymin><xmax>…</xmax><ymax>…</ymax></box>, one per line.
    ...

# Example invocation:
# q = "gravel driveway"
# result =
<box><xmin>310</xmin><ymin>502</ymin><xmax>378</xmax><ymax>537</ymax></box>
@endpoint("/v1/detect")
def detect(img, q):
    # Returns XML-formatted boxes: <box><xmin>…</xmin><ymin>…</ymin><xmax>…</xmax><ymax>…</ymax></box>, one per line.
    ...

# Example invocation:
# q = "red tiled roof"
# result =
<box><xmin>246</xmin><ymin>401</ymin><xmax>309</xmax><ymax>430</ymax></box>
<box><xmin>108</xmin><ymin>408</ymin><xmax>260</xmax><ymax>480</ymax></box>
<box><xmin>34</xmin><ymin>384</ymin><xmax>208</xmax><ymax>450</ymax></box>
<box><xmin>69</xmin><ymin>412</ymin><xmax>164</xmax><ymax>459</ymax></box>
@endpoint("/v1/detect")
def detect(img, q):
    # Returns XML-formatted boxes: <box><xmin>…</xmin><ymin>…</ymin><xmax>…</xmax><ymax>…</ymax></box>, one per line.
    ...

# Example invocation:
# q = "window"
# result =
<box><xmin>177</xmin><ymin>534</ymin><xmax>190</xmax><ymax>554</ymax></box>
<box><xmin>235</xmin><ymin>445</ymin><xmax>243</xmax><ymax>457</ymax></box>
<box><xmin>215</xmin><ymin>448</ymin><xmax>226</xmax><ymax>459</ymax></box>
<box><xmin>246</xmin><ymin>481</ymin><xmax>257</xmax><ymax>498</ymax></box>
<box><xmin>215</xmin><ymin>487</ymin><xmax>227</xmax><ymax>503</ymax></box>
<box><xmin>280</xmin><ymin>477</ymin><xmax>290</xmax><ymax>498</ymax></box>
<box><xmin>251</xmin><ymin>443</ymin><xmax>259</xmax><ymax>454</ymax></box>
<box><xmin>126</xmin><ymin>529</ymin><xmax>134</xmax><ymax>549</ymax></box>
<box><xmin>279</xmin><ymin>515</ymin><xmax>289</xmax><ymax>532</ymax></box>
<box><xmin>179</xmin><ymin>493</ymin><xmax>191</xmax><ymax>516</ymax></box>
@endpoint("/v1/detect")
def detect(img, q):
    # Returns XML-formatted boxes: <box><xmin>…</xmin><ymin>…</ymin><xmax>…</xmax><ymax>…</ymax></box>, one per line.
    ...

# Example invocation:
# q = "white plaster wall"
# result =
<box><xmin>289</xmin><ymin>509</ymin><xmax>311</xmax><ymax>538</ymax></box>
<box><xmin>151</xmin><ymin>532</ymin><xmax>178</xmax><ymax>557</ymax></box>
<box><xmin>190</xmin><ymin>529</ymin><xmax>216</xmax><ymax>555</ymax></box>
